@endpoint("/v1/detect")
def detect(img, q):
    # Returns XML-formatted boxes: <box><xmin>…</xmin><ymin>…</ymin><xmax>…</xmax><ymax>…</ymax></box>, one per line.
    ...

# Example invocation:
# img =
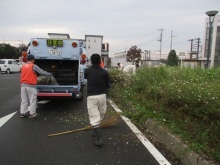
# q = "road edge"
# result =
<box><xmin>144</xmin><ymin>119</ymin><xmax>217</xmax><ymax>165</ymax></box>
<box><xmin>108</xmin><ymin>99</ymin><xmax>171</xmax><ymax>165</ymax></box>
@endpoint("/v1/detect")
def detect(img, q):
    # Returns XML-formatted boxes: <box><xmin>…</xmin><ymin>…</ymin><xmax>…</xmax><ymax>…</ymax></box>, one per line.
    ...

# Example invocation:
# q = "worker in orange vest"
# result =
<box><xmin>20</xmin><ymin>54</ymin><xmax>51</xmax><ymax>118</ymax></box>
<box><xmin>100</xmin><ymin>60</ymin><xmax>104</xmax><ymax>68</ymax></box>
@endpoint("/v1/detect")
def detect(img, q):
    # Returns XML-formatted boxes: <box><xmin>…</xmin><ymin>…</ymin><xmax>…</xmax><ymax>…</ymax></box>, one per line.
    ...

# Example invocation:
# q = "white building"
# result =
<box><xmin>111</xmin><ymin>51</ymin><xmax>132</xmax><ymax>67</ymax></box>
<box><xmin>85</xmin><ymin>35</ymin><xmax>103</xmax><ymax>57</ymax></box>
<box><xmin>202</xmin><ymin>15</ymin><xmax>220</xmax><ymax>68</ymax></box>
<box><xmin>85</xmin><ymin>35</ymin><xmax>109</xmax><ymax>67</ymax></box>
<box><xmin>111</xmin><ymin>50</ymin><xmax>168</xmax><ymax>67</ymax></box>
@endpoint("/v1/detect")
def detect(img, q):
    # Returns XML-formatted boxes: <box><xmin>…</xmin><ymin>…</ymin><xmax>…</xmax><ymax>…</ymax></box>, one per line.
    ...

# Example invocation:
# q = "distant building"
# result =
<box><xmin>178</xmin><ymin>15</ymin><xmax>220</xmax><ymax>69</ymax></box>
<box><xmin>111</xmin><ymin>50</ymin><xmax>168</xmax><ymax>67</ymax></box>
<box><xmin>85</xmin><ymin>35</ymin><xmax>109</xmax><ymax>67</ymax></box>
<box><xmin>114</xmin><ymin>51</ymin><xmax>126</xmax><ymax>59</ymax></box>
<box><xmin>202</xmin><ymin>15</ymin><xmax>220</xmax><ymax>67</ymax></box>
<box><xmin>111</xmin><ymin>51</ymin><xmax>132</xmax><ymax>67</ymax></box>
<box><xmin>85</xmin><ymin>35</ymin><xmax>103</xmax><ymax>57</ymax></box>
<box><xmin>101</xmin><ymin>42</ymin><xmax>109</xmax><ymax>66</ymax></box>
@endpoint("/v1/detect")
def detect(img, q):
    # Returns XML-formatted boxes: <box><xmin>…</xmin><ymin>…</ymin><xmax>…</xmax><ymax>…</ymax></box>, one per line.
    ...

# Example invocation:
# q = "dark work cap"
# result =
<box><xmin>27</xmin><ymin>54</ymin><xmax>35</xmax><ymax>60</ymax></box>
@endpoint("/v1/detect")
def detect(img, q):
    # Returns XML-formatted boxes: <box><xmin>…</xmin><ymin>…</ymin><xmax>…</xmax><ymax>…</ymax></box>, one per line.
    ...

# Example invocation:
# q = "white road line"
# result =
<box><xmin>0</xmin><ymin>111</ymin><xmax>17</xmax><ymax>128</ymax></box>
<box><xmin>108</xmin><ymin>99</ymin><xmax>122</xmax><ymax>113</ymax></box>
<box><xmin>38</xmin><ymin>100</ymin><xmax>51</xmax><ymax>104</ymax></box>
<box><xmin>108</xmin><ymin>99</ymin><xmax>171</xmax><ymax>165</ymax></box>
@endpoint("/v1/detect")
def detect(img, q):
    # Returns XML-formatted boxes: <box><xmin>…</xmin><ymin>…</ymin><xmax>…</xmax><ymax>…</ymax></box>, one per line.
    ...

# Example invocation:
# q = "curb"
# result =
<box><xmin>144</xmin><ymin>119</ymin><xmax>217</xmax><ymax>165</ymax></box>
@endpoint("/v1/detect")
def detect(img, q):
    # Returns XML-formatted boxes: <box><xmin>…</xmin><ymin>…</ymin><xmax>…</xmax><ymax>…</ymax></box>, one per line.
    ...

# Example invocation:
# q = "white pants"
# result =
<box><xmin>20</xmin><ymin>86</ymin><xmax>37</xmax><ymax>115</ymax></box>
<box><xmin>87</xmin><ymin>94</ymin><xmax>107</xmax><ymax>127</ymax></box>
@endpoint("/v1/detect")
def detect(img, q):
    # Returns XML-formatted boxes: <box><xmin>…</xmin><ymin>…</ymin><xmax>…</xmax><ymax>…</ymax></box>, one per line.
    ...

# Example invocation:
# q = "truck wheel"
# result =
<box><xmin>78</xmin><ymin>87</ymin><xmax>84</xmax><ymax>101</ymax></box>
<box><xmin>6</xmin><ymin>69</ymin><xmax>10</xmax><ymax>74</ymax></box>
<box><xmin>79</xmin><ymin>95</ymin><xmax>83</xmax><ymax>101</ymax></box>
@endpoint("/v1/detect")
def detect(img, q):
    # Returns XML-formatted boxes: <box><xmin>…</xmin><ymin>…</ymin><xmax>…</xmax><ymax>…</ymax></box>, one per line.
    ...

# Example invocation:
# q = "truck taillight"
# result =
<box><xmin>22</xmin><ymin>51</ymin><xmax>28</xmax><ymax>62</ymax></box>
<box><xmin>32</xmin><ymin>40</ymin><xmax>38</xmax><ymax>46</ymax></box>
<box><xmin>72</xmin><ymin>42</ymin><xmax>77</xmax><ymax>48</ymax></box>
<box><xmin>81</xmin><ymin>54</ymin><xmax>86</xmax><ymax>64</ymax></box>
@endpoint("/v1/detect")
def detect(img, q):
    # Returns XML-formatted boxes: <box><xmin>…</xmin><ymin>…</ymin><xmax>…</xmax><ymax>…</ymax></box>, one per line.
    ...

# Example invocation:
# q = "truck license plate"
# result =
<box><xmin>49</xmin><ymin>49</ymin><xmax>61</xmax><ymax>55</ymax></box>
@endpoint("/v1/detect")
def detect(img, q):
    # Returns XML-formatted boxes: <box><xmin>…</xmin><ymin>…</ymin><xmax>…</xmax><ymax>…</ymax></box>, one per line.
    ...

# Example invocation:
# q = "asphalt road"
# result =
<box><xmin>0</xmin><ymin>73</ymin><xmax>162</xmax><ymax>165</ymax></box>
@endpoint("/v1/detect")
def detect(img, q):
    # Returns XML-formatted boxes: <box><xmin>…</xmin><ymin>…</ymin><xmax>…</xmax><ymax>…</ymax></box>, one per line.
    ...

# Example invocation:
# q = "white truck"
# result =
<box><xmin>24</xmin><ymin>33</ymin><xmax>87</xmax><ymax>100</ymax></box>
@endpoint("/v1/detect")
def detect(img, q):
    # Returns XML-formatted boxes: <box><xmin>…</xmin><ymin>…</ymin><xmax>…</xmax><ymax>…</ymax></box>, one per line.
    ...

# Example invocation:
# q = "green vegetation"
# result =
<box><xmin>0</xmin><ymin>43</ymin><xmax>28</xmax><ymax>59</ymax></box>
<box><xmin>167</xmin><ymin>50</ymin><xmax>178</xmax><ymax>66</ymax></box>
<box><xmin>108</xmin><ymin>66</ymin><xmax>220</xmax><ymax>162</ymax></box>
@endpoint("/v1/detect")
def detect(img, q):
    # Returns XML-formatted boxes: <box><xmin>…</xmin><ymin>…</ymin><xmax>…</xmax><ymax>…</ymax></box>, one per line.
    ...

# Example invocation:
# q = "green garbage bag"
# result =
<box><xmin>37</xmin><ymin>75</ymin><xmax>58</xmax><ymax>85</ymax></box>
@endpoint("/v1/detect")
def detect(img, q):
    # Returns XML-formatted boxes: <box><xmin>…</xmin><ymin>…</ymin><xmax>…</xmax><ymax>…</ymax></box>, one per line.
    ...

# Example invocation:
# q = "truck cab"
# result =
<box><xmin>25</xmin><ymin>33</ymin><xmax>87</xmax><ymax>100</ymax></box>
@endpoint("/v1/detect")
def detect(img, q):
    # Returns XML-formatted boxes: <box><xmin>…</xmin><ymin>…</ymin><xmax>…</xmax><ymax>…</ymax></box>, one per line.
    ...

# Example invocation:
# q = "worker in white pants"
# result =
<box><xmin>20</xmin><ymin>86</ymin><xmax>37</xmax><ymax>116</ymax></box>
<box><xmin>85</xmin><ymin>54</ymin><xmax>110</xmax><ymax>146</ymax></box>
<box><xmin>20</xmin><ymin>54</ymin><xmax>51</xmax><ymax>118</ymax></box>
<box><xmin>87</xmin><ymin>94</ymin><xmax>107</xmax><ymax>127</ymax></box>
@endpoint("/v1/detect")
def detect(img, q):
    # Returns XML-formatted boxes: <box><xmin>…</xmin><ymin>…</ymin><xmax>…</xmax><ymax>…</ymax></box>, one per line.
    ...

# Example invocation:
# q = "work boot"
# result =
<box><xmin>94</xmin><ymin>127</ymin><xmax>103</xmax><ymax>146</ymax></box>
<box><xmin>92</xmin><ymin>129</ymin><xmax>96</xmax><ymax>137</ymax></box>
<box><xmin>29</xmin><ymin>113</ymin><xmax>38</xmax><ymax>118</ymax></box>
<box><xmin>20</xmin><ymin>111</ymin><xmax>30</xmax><ymax>118</ymax></box>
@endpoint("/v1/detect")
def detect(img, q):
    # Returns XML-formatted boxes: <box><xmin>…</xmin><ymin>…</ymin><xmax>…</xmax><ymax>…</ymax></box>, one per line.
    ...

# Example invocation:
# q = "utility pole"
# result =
<box><xmin>158</xmin><ymin>29</ymin><xmax>164</xmax><ymax>63</ymax></box>
<box><xmin>144</xmin><ymin>50</ymin><xmax>148</xmax><ymax>65</ymax></box>
<box><xmin>200</xmin><ymin>45</ymin><xmax>203</xmax><ymax>58</ymax></box>
<box><xmin>170</xmin><ymin>30</ymin><xmax>177</xmax><ymax>51</ymax></box>
<box><xmin>125</xmin><ymin>40</ymin><xmax>127</xmax><ymax>65</ymax></box>
<box><xmin>188</xmin><ymin>39</ymin><xmax>193</xmax><ymax>59</ymax></box>
<box><xmin>188</xmin><ymin>38</ymin><xmax>200</xmax><ymax>59</ymax></box>
<box><xmin>195</xmin><ymin>38</ymin><xmax>201</xmax><ymax>59</ymax></box>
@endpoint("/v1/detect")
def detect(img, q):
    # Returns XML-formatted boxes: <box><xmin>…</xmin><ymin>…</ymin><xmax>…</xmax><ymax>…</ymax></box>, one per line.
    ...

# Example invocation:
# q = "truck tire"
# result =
<box><xmin>78</xmin><ymin>87</ymin><xmax>84</xmax><ymax>101</ymax></box>
<box><xmin>6</xmin><ymin>69</ymin><xmax>10</xmax><ymax>74</ymax></box>
<box><xmin>79</xmin><ymin>95</ymin><xmax>83</xmax><ymax>101</ymax></box>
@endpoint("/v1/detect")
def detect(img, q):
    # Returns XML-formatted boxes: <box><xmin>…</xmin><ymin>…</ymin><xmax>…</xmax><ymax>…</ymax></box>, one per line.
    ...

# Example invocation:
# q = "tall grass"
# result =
<box><xmin>108</xmin><ymin>66</ymin><xmax>220</xmax><ymax>162</ymax></box>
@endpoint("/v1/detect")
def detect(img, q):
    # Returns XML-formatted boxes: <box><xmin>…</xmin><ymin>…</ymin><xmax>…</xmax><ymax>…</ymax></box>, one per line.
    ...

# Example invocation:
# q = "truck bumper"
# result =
<box><xmin>37</xmin><ymin>93</ymin><xmax>72</xmax><ymax>97</ymax></box>
<box><xmin>36</xmin><ymin>85</ymin><xmax>82</xmax><ymax>99</ymax></box>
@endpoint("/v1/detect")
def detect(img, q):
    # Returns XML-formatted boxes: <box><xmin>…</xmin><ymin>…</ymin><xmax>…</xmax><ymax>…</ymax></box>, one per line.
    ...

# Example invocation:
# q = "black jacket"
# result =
<box><xmin>84</xmin><ymin>64</ymin><xmax>110</xmax><ymax>96</ymax></box>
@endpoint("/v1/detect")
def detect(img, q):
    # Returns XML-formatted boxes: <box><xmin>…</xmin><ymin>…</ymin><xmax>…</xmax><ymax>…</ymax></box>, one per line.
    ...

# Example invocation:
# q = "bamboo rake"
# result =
<box><xmin>48</xmin><ymin>115</ymin><xmax>120</xmax><ymax>137</ymax></box>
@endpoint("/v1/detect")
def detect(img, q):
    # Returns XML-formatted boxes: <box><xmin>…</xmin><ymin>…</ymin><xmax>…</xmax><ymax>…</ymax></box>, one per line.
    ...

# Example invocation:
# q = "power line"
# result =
<box><xmin>129</xmin><ymin>31</ymin><xmax>159</xmax><ymax>41</ymax></box>
<box><xmin>137</xmin><ymin>37</ymin><xmax>158</xmax><ymax>46</ymax></box>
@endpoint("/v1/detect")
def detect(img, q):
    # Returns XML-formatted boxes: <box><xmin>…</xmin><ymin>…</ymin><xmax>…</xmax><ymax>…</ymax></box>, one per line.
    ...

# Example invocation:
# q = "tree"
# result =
<box><xmin>0</xmin><ymin>44</ymin><xmax>16</xmax><ymax>59</ymax></box>
<box><xmin>0</xmin><ymin>43</ymin><xmax>27</xmax><ymax>59</ymax></box>
<box><xmin>167</xmin><ymin>50</ymin><xmax>178</xmax><ymax>66</ymax></box>
<box><xmin>126</xmin><ymin>45</ymin><xmax>142</xmax><ymax>64</ymax></box>
<box><xmin>18</xmin><ymin>43</ymin><xmax>28</xmax><ymax>52</ymax></box>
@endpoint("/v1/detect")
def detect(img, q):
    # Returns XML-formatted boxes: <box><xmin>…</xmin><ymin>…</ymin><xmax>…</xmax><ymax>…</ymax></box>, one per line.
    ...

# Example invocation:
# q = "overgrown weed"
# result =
<box><xmin>108</xmin><ymin>66</ymin><xmax>220</xmax><ymax>162</ymax></box>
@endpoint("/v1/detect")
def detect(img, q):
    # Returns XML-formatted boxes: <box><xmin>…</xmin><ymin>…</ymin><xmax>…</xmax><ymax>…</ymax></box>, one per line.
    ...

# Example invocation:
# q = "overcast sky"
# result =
<box><xmin>0</xmin><ymin>0</ymin><xmax>219</xmax><ymax>57</ymax></box>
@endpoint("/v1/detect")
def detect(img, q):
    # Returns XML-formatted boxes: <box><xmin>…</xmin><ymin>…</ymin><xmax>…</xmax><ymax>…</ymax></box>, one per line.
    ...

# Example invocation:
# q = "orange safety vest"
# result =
<box><xmin>100</xmin><ymin>61</ymin><xmax>104</xmax><ymax>68</ymax></box>
<box><xmin>20</xmin><ymin>63</ymin><xmax>37</xmax><ymax>85</ymax></box>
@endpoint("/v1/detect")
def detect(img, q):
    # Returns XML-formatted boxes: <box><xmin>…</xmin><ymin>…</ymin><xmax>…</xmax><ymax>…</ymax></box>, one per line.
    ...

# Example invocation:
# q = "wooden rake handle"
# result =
<box><xmin>48</xmin><ymin>115</ymin><xmax>120</xmax><ymax>137</ymax></box>
<box><xmin>48</xmin><ymin>125</ymin><xmax>92</xmax><ymax>137</ymax></box>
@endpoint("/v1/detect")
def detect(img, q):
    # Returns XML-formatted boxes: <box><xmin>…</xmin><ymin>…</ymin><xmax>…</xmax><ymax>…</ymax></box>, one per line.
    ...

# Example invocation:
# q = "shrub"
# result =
<box><xmin>108</xmin><ymin>66</ymin><xmax>220</xmax><ymax>162</ymax></box>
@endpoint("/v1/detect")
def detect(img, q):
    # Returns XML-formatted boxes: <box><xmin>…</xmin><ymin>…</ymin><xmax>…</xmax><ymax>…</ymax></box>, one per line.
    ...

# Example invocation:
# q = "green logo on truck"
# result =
<box><xmin>47</xmin><ymin>40</ymin><xmax>63</xmax><ymax>47</ymax></box>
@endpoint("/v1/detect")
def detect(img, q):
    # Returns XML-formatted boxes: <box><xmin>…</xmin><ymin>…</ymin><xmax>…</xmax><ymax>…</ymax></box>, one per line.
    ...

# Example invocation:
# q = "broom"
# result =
<box><xmin>48</xmin><ymin>115</ymin><xmax>120</xmax><ymax>137</ymax></box>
